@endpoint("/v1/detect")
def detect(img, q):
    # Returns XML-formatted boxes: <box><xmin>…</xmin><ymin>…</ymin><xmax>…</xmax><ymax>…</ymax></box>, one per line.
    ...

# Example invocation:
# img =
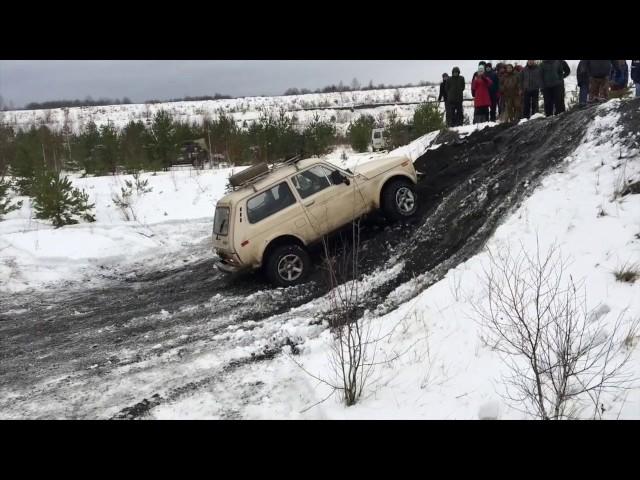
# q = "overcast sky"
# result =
<box><xmin>0</xmin><ymin>60</ymin><xmax>496</xmax><ymax>108</ymax></box>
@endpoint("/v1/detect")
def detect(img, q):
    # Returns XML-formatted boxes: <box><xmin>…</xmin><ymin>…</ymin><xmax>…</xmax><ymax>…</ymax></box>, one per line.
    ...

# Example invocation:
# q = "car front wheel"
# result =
<box><xmin>381</xmin><ymin>179</ymin><xmax>418</xmax><ymax>220</ymax></box>
<box><xmin>264</xmin><ymin>244</ymin><xmax>311</xmax><ymax>287</ymax></box>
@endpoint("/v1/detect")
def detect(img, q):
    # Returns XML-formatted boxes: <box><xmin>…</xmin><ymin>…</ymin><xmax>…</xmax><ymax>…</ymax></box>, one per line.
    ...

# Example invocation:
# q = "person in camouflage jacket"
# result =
<box><xmin>499</xmin><ymin>64</ymin><xmax>522</xmax><ymax>123</ymax></box>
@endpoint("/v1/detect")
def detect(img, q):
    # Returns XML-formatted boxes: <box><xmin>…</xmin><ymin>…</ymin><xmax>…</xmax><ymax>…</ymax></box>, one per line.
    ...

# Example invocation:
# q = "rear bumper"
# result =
<box><xmin>214</xmin><ymin>259</ymin><xmax>244</xmax><ymax>274</ymax></box>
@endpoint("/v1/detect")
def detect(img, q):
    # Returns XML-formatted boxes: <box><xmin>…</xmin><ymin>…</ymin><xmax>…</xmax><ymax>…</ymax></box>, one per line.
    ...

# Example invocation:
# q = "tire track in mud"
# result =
<box><xmin>2</xmin><ymin>100</ymin><xmax>637</xmax><ymax>418</ymax></box>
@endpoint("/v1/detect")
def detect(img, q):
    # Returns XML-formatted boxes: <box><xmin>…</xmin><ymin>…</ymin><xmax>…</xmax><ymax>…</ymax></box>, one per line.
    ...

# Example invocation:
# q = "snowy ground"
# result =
<box><xmin>2</xmin><ymin>97</ymin><xmax>638</xmax><ymax>420</ymax></box>
<box><xmin>243</xmin><ymin>101</ymin><xmax>640</xmax><ymax>420</ymax></box>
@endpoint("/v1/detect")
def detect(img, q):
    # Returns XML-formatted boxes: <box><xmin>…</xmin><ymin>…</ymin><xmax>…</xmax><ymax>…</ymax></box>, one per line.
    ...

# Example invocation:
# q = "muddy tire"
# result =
<box><xmin>264</xmin><ymin>244</ymin><xmax>311</xmax><ymax>287</ymax></box>
<box><xmin>381</xmin><ymin>179</ymin><xmax>418</xmax><ymax>220</ymax></box>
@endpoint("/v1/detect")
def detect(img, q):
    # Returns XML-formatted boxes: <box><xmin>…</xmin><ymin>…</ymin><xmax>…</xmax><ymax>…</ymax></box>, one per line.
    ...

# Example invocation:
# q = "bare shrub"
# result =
<box><xmin>475</xmin><ymin>240</ymin><xmax>639</xmax><ymax>419</ymax></box>
<box><xmin>613</xmin><ymin>261</ymin><xmax>639</xmax><ymax>284</ymax></box>
<box><xmin>288</xmin><ymin>220</ymin><xmax>416</xmax><ymax>410</ymax></box>
<box><xmin>321</xmin><ymin>221</ymin><xmax>375</xmax><ymax>406</ymax></box>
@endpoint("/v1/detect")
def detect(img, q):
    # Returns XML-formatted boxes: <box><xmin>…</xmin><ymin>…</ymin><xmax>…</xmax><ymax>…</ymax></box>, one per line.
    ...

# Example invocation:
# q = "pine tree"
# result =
<box><xmin>148</xmin><ymin>110</ymin><xmax>176</xmax><ymax>170</ymax></box>
<box><xmin>11</xmin><ymin>127</ymin><xmax>42</xmax><ymax>195</ymax></box>
<box><xmin>0</xmin><ymin>125</ymin><xmax>16</xmax><ymax>175</ymax></box>
<box><xmin>120</xmin><ymin>120</ymin><xmax>150</xmax><ymax>172</ymax></box>
<box><xmin>31</xmin><ymin>169</ymin><xmax>96</xmax><ymax>228</ymax></box>
<box><xmin>413</xmin><ymin>102</ymin><xmax>445</xmax><ymax>137</ymax></box>
<box><xmin>303</xmin><ymin>113</ymin><xmax>336</xmax><ymax>156</ymax></box>
<box><xmin>98</xmin><ymin>122</ymin><xmax>120</xmax><ymax>174</ymax></box>
<box><xmin>383</xmin><ymin>111</ymin><xmax>411</xmax><ymax>149</ymax></box>
<box><xmin>71</xmin><ymin>121</ymin><xmax>101</xmax><ymax>175</ymax></box>
<box><xmin>0</xmin><ymin>176</ymin><xmax>22</xmax><ymax>220</ymax></box>
<box><xmin>347</xmin><ymin>115</ymin><xmax>376</xmax><ymax>152</ymax></box>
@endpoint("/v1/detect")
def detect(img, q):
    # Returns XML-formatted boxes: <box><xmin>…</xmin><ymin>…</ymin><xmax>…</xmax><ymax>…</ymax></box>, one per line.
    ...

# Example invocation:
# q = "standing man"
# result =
<box><xmin>587</xmin><ymin>60</ymin><xmax>614</xmax><ymax>102</ymax></box>
<box><xmin>541</xmin><ymin>60</ymin><xmax>569</xmax><ymax>116</ymax></box>
<box><xmin>521</xmin><ymin>60</ymin><xmax>543</xmax><ymax>118</ymax></box>
<box><xmin>438</xmin><ymin>72</ymin><xmax>451</xmax><ymax>126</ymax></box>
<box><xmin>576</xmin><ymin>60</ymin><xmax>589</xmax><ymax>106</ymax></box>
<box><xmin>485</xmin><ymin>63</ymin><xmax>500</xmax><ymax>122</ymax></box>
<box><xmin>609</xmin><ymin>60</ymin><xmax>629</xmax><ymax>94</ymax></box>
<box><xmin>446</xmin><ymin>67</ymin><xmax>465</xmax><ymax>127</ymax></box>
<box><xmin>500</xmin><ymin>64</ymin><xmax>522</xmax><ymax>123</ymax></box>
<box><xmin>558</xmin><ymin>60</ymin><xmax>571</xmax><ymax>110</ymax></box>
<box><xmin>632</xmin><ymin>60</ymin><xmax>640</xmax><ymax>98</ymax></box>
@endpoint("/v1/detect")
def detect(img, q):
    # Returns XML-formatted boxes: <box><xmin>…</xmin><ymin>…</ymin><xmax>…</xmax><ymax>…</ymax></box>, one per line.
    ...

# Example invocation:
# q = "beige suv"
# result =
<box><xmin>212</xmin><ymin>154</ymin><xmax>418</xmax><ymax>286</ymax></box>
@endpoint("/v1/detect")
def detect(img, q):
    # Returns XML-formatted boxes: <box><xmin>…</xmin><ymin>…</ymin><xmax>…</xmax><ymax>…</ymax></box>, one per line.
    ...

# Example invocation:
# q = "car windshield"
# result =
<box><xmin>213</xmin><ymin>206</ymin><xmax>230</xmax><ymax>235</ymax></box>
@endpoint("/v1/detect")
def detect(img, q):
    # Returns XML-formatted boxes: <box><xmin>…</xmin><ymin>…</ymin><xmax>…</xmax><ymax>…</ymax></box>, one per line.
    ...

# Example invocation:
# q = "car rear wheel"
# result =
<box><xmin>381</xmin><ymin>179</ymin><xmax>418</xmax><ymax>220</ymax></box>
<box><xmin>264</xmin><ymin>244</ymin><xmax>311</xmax><ymax>287</ymax></box>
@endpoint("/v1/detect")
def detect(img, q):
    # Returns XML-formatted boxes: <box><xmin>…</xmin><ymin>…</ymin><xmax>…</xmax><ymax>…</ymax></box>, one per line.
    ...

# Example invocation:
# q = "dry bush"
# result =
<box><xmin>613</xmin><ymin>261</ymin><xmax>639</xmax><ymax>284</ymax></box>
<box><xmin>475</xmin><ymin>240</ymin><xmax>639</xmax><ymax>419</ymax></box>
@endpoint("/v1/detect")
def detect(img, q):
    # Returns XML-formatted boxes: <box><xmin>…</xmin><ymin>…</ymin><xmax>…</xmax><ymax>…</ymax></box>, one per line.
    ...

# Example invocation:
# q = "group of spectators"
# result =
<box><xmin>438</xmin><ymin>60</ymin><xmax>640</xmax><ymax>127</ymax></box>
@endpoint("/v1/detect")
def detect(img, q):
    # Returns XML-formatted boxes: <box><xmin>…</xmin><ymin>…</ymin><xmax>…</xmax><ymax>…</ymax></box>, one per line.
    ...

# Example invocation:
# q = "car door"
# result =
<box><xmin>291</xmin><ymin>164</ymin><xmax>365</xmax><ymax>238</ymax></box>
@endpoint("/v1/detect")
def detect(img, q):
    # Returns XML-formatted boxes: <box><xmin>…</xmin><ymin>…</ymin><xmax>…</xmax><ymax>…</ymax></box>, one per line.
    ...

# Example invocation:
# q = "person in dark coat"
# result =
<box><xmin>445</xmin><ymin>66</ymin><xmax>465</xmax><ymax>127</ymax></box>
<box><xmin>438</xmin><ymin>73</ymin><xmax>450</xmax><ymax>126</ymax></box>
<box><xmin>540</xmin><ymin>60</ymin><xmax>570</xmax><ymax>116</ymax></box>
<box><xmin>521</xmin><ymin>60</ymin><xmax>543</xmax><ymax>118</ymax></box>
<box><xmin>484</xmin><ymin>63</ymin><xmax>499</xmax><ymax>122</ymax></box>
<box><xmin>438</xmin><ymin>73</ymin><xmax>449</xmax><ymax>102</ymax></box>
<box><xmin>496</xmin><ymin>63</ymin><xmax>506</xmax><ymax>116</ymax></box>
<box><xmin>632</xmin><ymin>60</ymin><xmax>640</xmax><ymax>98</ymax></box>
<box><xmin>609</xmin><ymin>60</ymin><xmax>629</xmax><ymax>92</ymax></box>
<box><xmin>558</xmin><ymin>60</ymin><xmax>571</xmax><ymax>107</ymax></box>
<box><xmin>587</xmin><ymin>60</ymin><xmax>614</xmax><ymax>102</ymax></box>
<box><xmin>472</xmin><ymin>65</ymin><xmax>493</xmax><ymax>124</ymax></box>
<box><xmin>576</xmin><ymin>60</ymin><xmax>589</xmax><ymax>106</ymax></box>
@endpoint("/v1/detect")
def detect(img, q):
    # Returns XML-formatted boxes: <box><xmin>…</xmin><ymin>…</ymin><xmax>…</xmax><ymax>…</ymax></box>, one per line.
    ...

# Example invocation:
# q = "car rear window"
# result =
<box><xmin>213</xmin><ymin>206</ymin><xmax>230</xmax><ymax>235</ymax></box>
<box><xmin>247</xmin><ymin>182</ymin><xmax>297</xmax><ymax>224</ymax></box>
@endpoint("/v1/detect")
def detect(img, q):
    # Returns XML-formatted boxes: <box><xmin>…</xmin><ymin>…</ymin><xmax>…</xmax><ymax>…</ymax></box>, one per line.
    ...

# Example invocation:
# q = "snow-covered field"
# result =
<box><xmin>2</xmin><ymin>96</ymin><xmax>637</xmax><ymax>421</ymax></box>
<box><xmin>0</xmin><ymin>77</ymin><xmax>579</xmax><ymax>136</ymax></box>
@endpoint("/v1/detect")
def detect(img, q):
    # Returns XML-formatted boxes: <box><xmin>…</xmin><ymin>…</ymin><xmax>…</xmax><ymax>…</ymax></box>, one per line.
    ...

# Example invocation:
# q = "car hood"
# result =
<box><xmin>352</xmin><ymin>155</ymin><xmax>411</xmax><ymax>179</ymax></box>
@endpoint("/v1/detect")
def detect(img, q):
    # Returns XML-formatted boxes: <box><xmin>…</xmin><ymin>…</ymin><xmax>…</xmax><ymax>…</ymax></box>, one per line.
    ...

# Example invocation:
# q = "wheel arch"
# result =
<box><xmin>377</xmin><ymin>174</ymin><xmax>417</xmax><ymax>209</ymax></box>
<box><xmin>261</xmin><ymin>234</ymin><xmax>307</xmax><ymax>266</ymax></box>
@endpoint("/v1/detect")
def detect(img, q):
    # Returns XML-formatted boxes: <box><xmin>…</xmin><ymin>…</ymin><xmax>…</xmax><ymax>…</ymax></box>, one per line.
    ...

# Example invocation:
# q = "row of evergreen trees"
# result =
<box><xmin>0</xmin><ymin>103</ymin><xmax>445</xmax><ymax>227</ymax></box>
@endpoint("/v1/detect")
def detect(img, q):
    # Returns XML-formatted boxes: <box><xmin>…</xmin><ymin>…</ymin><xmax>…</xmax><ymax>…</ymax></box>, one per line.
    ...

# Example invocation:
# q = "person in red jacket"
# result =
<box><xmin>472</xmin><ymin>65</ymin><xmax>493</xmax><ymax>124</ymax></box>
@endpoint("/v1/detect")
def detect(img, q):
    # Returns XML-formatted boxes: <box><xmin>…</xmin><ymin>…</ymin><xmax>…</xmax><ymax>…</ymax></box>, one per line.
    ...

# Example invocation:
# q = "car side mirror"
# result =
<box><xmin>330</xmin><ymin>170</ymin><xmax>350</xmax><ymax>186</ymax></box>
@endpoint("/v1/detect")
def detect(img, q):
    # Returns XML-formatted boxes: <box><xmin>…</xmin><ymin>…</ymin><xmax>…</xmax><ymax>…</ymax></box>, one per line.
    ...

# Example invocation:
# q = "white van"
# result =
<box><xmin>371</xmin><ymin>128</ymin><xmax>387</xmax><ymax>151</ymax></box>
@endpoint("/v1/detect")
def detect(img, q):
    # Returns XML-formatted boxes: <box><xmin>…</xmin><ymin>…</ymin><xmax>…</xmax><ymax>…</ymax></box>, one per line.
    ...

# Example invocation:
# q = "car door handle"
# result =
<box><xmin>304</xmin><ymin>200</ymin><xmax>315</xmax><ymax>207</ymax></box>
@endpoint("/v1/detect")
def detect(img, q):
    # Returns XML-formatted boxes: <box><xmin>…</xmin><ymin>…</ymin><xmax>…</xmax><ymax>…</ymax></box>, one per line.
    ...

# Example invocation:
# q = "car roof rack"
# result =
<box><xmin>228</xmin><ymin>154</ymin><xmax>303</xmax><ymax>191</ymax></box>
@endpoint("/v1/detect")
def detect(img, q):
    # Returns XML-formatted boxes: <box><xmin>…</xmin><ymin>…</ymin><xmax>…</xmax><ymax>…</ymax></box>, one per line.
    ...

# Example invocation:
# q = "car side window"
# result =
<box><xmin>247</xmin><ymin>182</ymin><xmax>296</xmax><ymax>224</ymax></box>
<box><xmin>292</xmin><ymin>165</ymin><xmax>336</xmax><ymax>199</ymax></box>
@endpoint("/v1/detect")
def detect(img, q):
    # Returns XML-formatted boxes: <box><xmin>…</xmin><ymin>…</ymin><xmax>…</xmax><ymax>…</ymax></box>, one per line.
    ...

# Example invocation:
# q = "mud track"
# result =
<box><xmin>1</xmin><ymin>99</ymin><xmax>637</xmax><ymax>418</ymax></box>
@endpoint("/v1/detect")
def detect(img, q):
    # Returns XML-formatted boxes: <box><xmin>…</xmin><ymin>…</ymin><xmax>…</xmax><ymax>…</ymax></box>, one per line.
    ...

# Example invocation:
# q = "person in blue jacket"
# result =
<box><xmin>609</xmin><ymin>60</ymin><xmax>629</xmax><ymax>93</ymax></box>
<box><xmin>630</xmin><ymin>60</ymin><xmax>639</xmax><ymax>98</ymax></box>
<box><xmin>484</xmin><ymin>63</ymin><xmax>500</xmax><ymax>121</ymax></box>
